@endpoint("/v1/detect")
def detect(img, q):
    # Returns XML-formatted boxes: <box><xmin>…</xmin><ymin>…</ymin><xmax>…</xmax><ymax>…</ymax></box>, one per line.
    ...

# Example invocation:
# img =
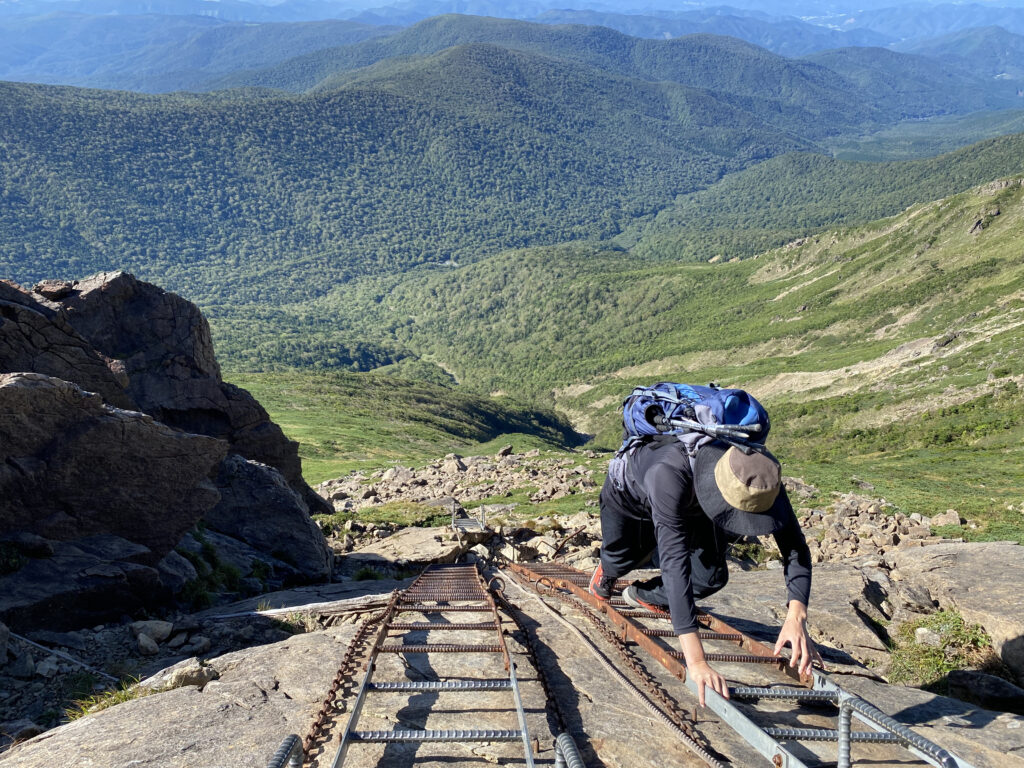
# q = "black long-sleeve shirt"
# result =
<box><xmin>626</xmin><ymin>441</ymin><xmax>812</xmax><ymax>635</ymax></box>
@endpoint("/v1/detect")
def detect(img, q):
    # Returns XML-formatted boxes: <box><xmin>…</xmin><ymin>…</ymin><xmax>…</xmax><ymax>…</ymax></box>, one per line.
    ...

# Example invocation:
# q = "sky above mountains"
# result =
<box><xmin>4</xmin><ymin>0</ymin><xmax>1024</xmax><ymax>21</ymax></box>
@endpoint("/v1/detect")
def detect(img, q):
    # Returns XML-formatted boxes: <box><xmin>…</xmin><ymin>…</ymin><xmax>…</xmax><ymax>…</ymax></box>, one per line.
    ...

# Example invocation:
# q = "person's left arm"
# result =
<box><xmin>770</xmin><ymin>488</ymin><xmax>820</xmax><ymax>676</ymax></box>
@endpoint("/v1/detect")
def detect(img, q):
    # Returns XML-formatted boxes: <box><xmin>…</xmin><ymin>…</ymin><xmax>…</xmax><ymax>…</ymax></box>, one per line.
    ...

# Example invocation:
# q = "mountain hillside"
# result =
<box><xmin>902</xmin><ymin>25</ymin><xmax>1024</xmax><ymax>81</ymax></box>
<box><xmin>624</xmin><ymin>132</ymin><xmax>1024</xmax><ymax>261</ymax></box>
<box><xmin>248</xmin><ymin>175</ymin><xmax>1021</xmax><ymax>529</ymax></box>
<box><xmin>0</xmin><ymin>48</ymin><xmax>814</xmax><ymax>305</ymax></box>
<box><xmin>0</xmin><ymin>13</ymin><xmax>394</xmax><ymax>92</ymax></box>
<box><xmin>214</xmin><ymin>15</ymin><xmax>1013</xmax><ymax>135</ymax></box>
<box><xmin>533</xmin><ymin>8</ymin><xmax>894</xmax><ymax>56</ymax></box>
<box><xmin>802</xmin><ymin>46</ymin><xmax>1019</xmax><ymax>118</ymax></box>
<box><xmin>299</xmin><ymin>173</ymin><xmax>1023</xmax><ymax>402</ymax></box>
<box><xmin>846</xmin><ymin>2</ymin><xmax>1024</xmax><ymax>41</ymax></box>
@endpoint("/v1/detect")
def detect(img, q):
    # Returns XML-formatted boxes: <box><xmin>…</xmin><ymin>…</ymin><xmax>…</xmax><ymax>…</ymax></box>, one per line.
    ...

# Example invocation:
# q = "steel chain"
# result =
<box><xmin>300</xmin><ymin>592</ymin><xmax>400</xmax><ymax>762</ymax></box>
<box><xmin>530</xmin><ymin>575</ymin><xmax>721</xmax><ymax>758</ymax></box>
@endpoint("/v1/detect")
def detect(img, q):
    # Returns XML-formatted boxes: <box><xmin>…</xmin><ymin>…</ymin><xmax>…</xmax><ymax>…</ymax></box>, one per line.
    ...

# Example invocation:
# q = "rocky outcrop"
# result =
<box><xmin>886</xmin><ymin>543</ymin><xmax>1024</xmax><ymax>683</ymax></box>
<box><xmin>47</xmin><ymin>272</ymin><xmax>327</xmax><ymax>514</ymax></box>
<box><xmin>0</xmin><ymin>373</ymin><xmax>225</xmax><ymax>559</ymax></box>
<box><xmin>0</xmin><ymin>536</ymin><xmax>164</xmax><ymax>632</ymax></box>
<box><xmin>788</xmin><ymin>492</ymin><xmax>964</xmax><ymax>564</ymax></box>
<box><xmin>0</xmin><ymin>373</ymin><xmax>226</xmax><ymax>629</ymax></box>
<box><xmin>0</xmin><ymin>281</ymin><xmax>134</xmax><ymax>409</ymax></box>
<box><xmin>1</xmin><ymin>272</ymin><xmax>332</xmax><ymax>630</ymax></box>
<box><xmin>344</xmin><ymin>526</ymin><xmax>492</xmax><ymax>573</ymax></box>
<box><xmin>204</xmin><ymin>455</ymin><xmax>332</xmax><ymax>582</ymax></box>
<box><xmin>318</xmin><ymin>450</ymin><xmax>598</xmax><ymax>512</ymax></box>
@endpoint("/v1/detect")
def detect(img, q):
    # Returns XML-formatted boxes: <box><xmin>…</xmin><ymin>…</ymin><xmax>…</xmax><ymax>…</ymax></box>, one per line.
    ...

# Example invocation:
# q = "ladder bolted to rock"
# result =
<box><xmin>507</xmin><ymin>561</ymin><xmax>975</xmax><ymax>768</ymax></box>
<box><xmin>329</xmin><ymin>563</ymin><xmax>535</xmax><ymax>767</ymax></box>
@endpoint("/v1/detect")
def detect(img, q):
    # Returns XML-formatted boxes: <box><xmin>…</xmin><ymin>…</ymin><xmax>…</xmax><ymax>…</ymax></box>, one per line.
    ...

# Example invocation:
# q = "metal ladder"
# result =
<box><xmin>509</xmin><ymin>561</ymin><xmax>975</xmax><ymax>768</ymax></box>
<box><xmin>329</xmin><ymin>563</ymin><xmax>535</xmax><ymax>767</ymax></box>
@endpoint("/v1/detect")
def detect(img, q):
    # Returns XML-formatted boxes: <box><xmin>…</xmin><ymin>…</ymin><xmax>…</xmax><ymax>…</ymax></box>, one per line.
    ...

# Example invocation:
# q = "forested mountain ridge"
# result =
<box><xmin>213</xmin><ymin>15</ymin><xmax>1016</xmax><ymax>135</ymax></box>
<box><xmin>900</xmin><ymin>25</ymin><xmax>1024</xmax><ymax>80</ymax></box>
<box><xmin>0</xmin><ymin>13</ymin><xmax>395</xmax><ymax>92</ymax></box>
<box><xmin>624</xmin><ymin>132</ymin><xmax>1024</xmax><ymax>260</ymax></box>
<box><xmin>802</xmin><ymin>45</ymin><xmax>1021</xmax><ymax>118</ymax></box>
<box><xmin>532</xmin><ymin>8</ymin><xmax>894</xmax><ymax>56</ymax></box>
<box><xmin>0</xmin><ymin>46</ymin><xmax>816</xmax><ymax>306</ymax></box>
<box><xmin>225</xmin><ymin>169</ymin><xmax>1024</xmax><ymax>400</ymax></box>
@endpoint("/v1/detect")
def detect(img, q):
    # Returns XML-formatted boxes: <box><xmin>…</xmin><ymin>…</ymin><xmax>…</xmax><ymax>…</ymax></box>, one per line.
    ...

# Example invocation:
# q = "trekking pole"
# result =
<box><xmin>659</xmin><ymin>416</ymin><xmax>762</xmax><ymax>441</ymax></box>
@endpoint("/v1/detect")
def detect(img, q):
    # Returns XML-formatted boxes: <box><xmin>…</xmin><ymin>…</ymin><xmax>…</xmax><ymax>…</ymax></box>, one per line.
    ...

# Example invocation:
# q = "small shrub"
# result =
<box><xmin>353</xmin><ymin>566</ymin><xmax>387</xmax><ymax>581</ymax></box>
<box><xmin>180</xmin><ymin>579</ymin><xmax>213</xmax><ymax>610</ymax></box>
<box><xmin>888</xmin><ymin>610</ymin><xmax>994</xmax><ymax>692</ymax></box>
<box><xmin>65</xmin><ymin>677</ymin><xmax>146</xmax><ymax>720</ymax></box>
<box><xmin>272</xmin><ymin>612</ymin><xmax>319</xmax><ymax>635</ymax></box>
<box><xmin>730</xmin><ymin>538</ymin><xmax>770</xmax><ymax>565</ymax></box>
<box><xmin>0</xmin><ymin>542</ymin><xmax>26</xmax><ymax>575</ymax></box>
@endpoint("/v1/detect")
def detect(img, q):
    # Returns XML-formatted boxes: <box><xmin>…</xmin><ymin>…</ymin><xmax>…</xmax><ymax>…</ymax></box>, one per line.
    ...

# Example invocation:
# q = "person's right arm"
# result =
<box><xmin>679</xmin><ymin>629</ymin><xmax>730</xmax><ymax>706</ymax></box>
<box><xmin>642</xmin><ymin>461</ymin><xmax>730</xmax><ymax>707</ymax></box>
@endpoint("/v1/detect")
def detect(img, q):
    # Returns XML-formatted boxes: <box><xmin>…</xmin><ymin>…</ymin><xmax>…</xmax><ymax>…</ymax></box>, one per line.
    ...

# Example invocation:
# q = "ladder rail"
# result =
<box><xmin>328</xmin><ymin>563</ymin><xmax>537</xmax><ymax>767</ymax></box>
<box><xmin>506</xmin><ymin>560</ymin><xmax>977</xmax><ymax>768</ymax></box>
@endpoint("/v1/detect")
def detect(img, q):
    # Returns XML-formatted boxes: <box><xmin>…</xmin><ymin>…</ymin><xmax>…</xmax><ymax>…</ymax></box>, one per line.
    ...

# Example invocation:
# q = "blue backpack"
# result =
<box><xmin>620</xmin><ymin>382</ymin><xmax>770</xmax><ymax>451</ymax></box>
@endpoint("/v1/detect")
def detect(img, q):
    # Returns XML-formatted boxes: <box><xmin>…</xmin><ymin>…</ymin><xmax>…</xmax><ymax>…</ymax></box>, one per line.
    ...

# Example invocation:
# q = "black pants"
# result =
<box><xmin>598</xmin><ymin>476</ymin><xmax>730</xmax><ymax>599</ymax></box>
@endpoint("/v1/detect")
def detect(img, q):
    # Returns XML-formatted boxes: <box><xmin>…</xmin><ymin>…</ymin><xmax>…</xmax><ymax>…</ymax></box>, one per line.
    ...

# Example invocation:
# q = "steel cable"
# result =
<box><xmin>498</xmin><ymin>567</ymin><xmax>726</xmax><ymax>768</ymax></box>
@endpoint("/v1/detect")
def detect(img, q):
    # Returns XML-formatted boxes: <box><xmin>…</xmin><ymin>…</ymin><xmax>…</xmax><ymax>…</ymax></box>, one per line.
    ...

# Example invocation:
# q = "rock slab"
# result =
<box><xmin>887</xmin><ymin>542</ymin><xmax>1024</xmax><ymax>682</ymax></box>
<box><xmin>0</xmin><ymin>373</ymin><xmax>226</xmax><ymax>560</ymax></box>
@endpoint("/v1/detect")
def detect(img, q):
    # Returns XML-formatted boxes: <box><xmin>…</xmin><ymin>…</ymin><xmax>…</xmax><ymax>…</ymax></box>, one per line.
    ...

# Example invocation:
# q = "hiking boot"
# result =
<box><xmin>589</xmin><ymin>563</ymin><xmax>616</xmax><ymax>601</ymax></box>
<box><xmin>623</xmin><ymin>576</ymin><xmax>670</xmax><ymax>616</ymax></box>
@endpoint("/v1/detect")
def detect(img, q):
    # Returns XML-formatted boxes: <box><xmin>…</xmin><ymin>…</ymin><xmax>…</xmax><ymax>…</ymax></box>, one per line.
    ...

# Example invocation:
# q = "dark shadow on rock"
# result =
<box><xmin>508</xmin><ymin>606</ymin><xmax>608</xmax><ymax>768</ymax></box>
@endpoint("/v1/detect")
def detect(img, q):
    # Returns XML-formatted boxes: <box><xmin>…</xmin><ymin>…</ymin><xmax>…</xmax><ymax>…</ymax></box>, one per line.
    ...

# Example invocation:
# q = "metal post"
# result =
<box><xmin>266</xmin><ymin>734</ymin><xmax>303</xmax><ymax>768</ymax></box>
<box><xmin>837</xmin><ymin>697</ymin><xmax>852</xmax><ymax>768</ymax></box>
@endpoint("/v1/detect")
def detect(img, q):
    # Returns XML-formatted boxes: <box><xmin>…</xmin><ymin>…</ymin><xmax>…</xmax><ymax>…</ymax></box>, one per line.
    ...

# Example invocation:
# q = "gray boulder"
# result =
<box><xmin>947</xmin><ymin>670</ymin><xmax>1024</xmax><ymax>714</ymax></box>
<box><xmin>177</xmin><ymin>530</ymin><xmax>307</xmax><ymax>589</ymax></box>
<box><xmin>345</xmin><ymin>526</ymin><xmax>483</xmax><ymax>570</ymax></box>
<box><xmin>0</xmin><ymin>536</ymin><xmax>163</xmax><ymax>631</ymax></box>
<box><xmin>0</xmin><ymin>281</ymin><xmax>134</xmax><ymax>409</ymax></box>
<box><xmin>0</xmin><ymin>373</ymin><xmax>226</xmax><ymax>559</ymax></box>
<box><xmin>887</xmin><ymin>542</ymin><xmax>1024</xmax><ymax>682</ymax></box>
<box><xmin>156</xmin><ymin>551</ymin><xmax>199</xmax><ymax>593</ymax></box>
<box><xmin>204</xmin><ymin>455</ymin><xmax>331</xmax><ymax>582</ymax></box>
<box><xmin>713</xmin><ymin>562</ymin><xmax>892</xmax><ymax>667</ymax></box>
<box><xmin>0</xmin><ymin>620</ymin><xmax>8</xmax><ymax>663</ymax></box>
<box><xmin>0</xmin><ymin>373</ymin><xmax>227</xmax><ymax>629</ymax></box>
<box><xmin>51</xmin><ymin>272</ymin><xmax>327</xmax><ymax>513</ymax></box>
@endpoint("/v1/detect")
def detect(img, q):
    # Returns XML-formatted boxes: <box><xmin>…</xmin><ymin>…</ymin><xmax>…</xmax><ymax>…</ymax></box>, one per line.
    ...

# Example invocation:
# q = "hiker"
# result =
<box><xmin>589</xmin><ymin>437</ymin><xmax>817</xmax><ymax>707</ymax></box>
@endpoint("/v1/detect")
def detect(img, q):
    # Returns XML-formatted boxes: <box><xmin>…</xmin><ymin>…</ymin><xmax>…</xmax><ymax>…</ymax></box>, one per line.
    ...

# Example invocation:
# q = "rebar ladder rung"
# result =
<box><xmin>368</xmin><ymin>680</ymin><xmax>513</xmax><ymax>692</ymax></box>
<box><xmin>350</xmin><ymin>729</ymin><xmax>524</xmax><ymax>742</ymax></box>
<box><xmin>386</xmin><ymin>622</ymin><xmax>500</xmax><ymax>631</ymax></box>
<box><xmin>398</xmin><ymin>604</ymin><xmax>494</xmax><ymax>612</ymax></box>
<box><xmin>765</xmin><ymin>728</ymin><xmax>903</xmax><ymax>744</ymax></box>
<box><xmin>378</xmin><ymin>643</ymin><xmax>504</xmax><ymax>653</ymax></box>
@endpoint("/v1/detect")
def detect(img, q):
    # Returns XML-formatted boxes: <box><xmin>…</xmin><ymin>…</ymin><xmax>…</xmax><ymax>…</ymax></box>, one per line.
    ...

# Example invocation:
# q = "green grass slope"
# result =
<box><xmin>227</xmin><ymin>369</ymin><xmax>585</xmax><ymax>482</ymax></box>
<box><xmin>564</xmin><ymin>177</ymin><xmax>1024</xmax><ymax>536</ymax></box>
